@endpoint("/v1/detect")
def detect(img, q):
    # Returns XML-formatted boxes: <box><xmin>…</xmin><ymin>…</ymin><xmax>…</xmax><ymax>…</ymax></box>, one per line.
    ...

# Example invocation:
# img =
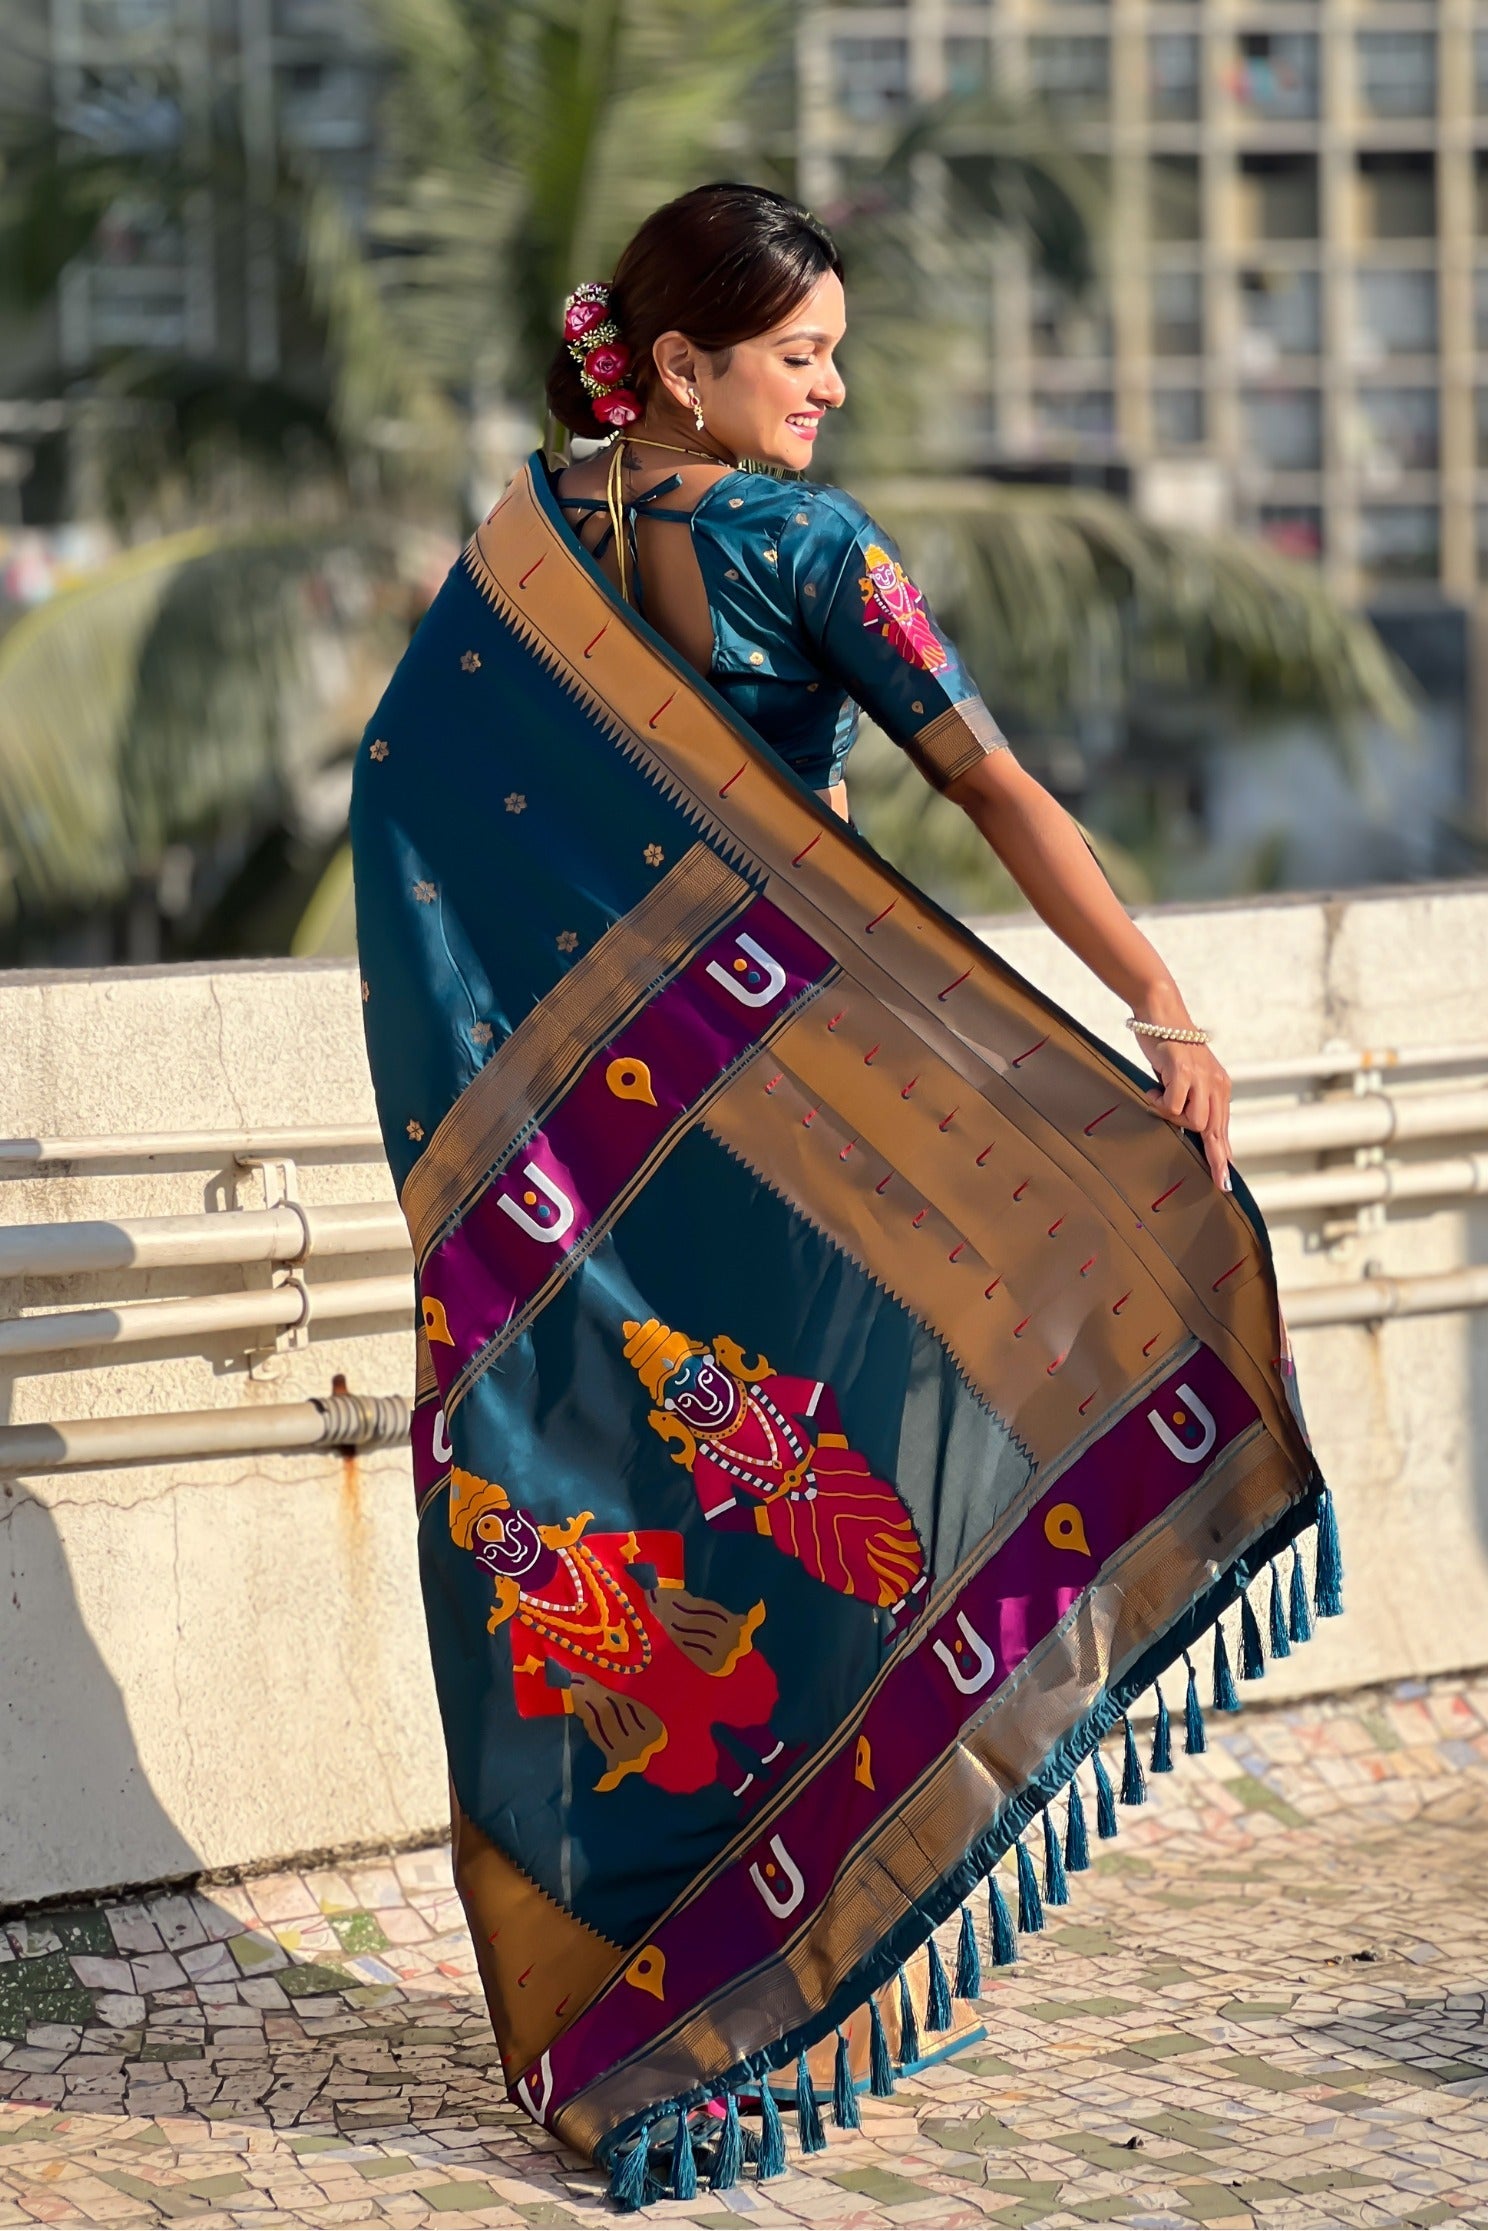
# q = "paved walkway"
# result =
<box><xmin>3</xmin><ymin>1677</ymin><xmax>1488</xmax><ymax>2229</ymax></box>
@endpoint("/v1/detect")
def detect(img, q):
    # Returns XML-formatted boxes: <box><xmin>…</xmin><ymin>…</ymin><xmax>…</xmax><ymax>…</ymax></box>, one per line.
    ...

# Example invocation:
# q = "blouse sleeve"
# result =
<box><xmin>785</xmin><ymin>489</ymin><xmax>1010</xmax><ymax>792</ymax></box>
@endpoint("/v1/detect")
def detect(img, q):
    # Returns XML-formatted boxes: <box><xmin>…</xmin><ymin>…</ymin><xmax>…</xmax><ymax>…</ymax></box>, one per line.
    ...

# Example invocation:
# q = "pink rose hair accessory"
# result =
<box><xmin>563</xmin><ymin>282</ymin><xmax>639</xmax><ymax>425</ymax></box>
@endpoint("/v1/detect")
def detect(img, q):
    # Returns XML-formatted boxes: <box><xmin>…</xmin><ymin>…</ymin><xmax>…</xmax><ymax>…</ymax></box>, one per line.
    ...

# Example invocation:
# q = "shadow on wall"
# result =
<box><xmin>1</xmin><ymin>1484</ymin><xmax>199</xmax><ymax>1911</ymax></box>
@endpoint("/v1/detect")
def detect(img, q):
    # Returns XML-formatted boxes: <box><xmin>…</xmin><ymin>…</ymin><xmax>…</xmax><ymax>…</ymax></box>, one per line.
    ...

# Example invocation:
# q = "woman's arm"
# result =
<box><xmin>944</xmin><ymin>749</ymin><xmax>1233</xmax><ymax>1192</ymax></box>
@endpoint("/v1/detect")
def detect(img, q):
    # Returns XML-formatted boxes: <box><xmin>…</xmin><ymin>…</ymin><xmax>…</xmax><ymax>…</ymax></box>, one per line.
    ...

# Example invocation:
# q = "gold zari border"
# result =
<box><xmin>401</xmin><ymin>841</ymin><xmax>751</xmax><ymax>1262</ymax></box>
<box><xmin>908</xmin><ymin>697</ymin><xmax>1009</xmax><ymax>790</ymax></box>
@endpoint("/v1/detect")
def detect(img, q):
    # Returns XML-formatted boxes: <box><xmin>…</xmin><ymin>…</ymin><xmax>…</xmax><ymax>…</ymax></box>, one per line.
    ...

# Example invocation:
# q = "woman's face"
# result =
<box><xmin>657</xmin><ymin>269</ymin><xmax>847</xmax><ymax>470</ymax></box>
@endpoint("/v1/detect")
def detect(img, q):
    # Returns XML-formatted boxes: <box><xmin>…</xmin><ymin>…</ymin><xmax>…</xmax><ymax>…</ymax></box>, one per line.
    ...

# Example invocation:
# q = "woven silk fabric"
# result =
<box><xmin>350</xmin><ymin>455</ymin><xmax>1325</xmax><ymax>2178</ymax></box>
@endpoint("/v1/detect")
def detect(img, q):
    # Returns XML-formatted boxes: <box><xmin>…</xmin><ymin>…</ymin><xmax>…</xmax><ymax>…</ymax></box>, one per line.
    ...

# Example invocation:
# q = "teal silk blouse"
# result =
<box><xmin>552</xmin><ymin>462</ymin><xmax>1006</xmax><ymax>796</ymax></box>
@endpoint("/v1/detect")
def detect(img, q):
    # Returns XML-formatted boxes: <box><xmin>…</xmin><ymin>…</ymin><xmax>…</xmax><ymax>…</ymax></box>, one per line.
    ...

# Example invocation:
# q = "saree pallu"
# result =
<box><xmin>351</xmin><ymin>454</ymin><xmax>1337</xmax><ymax>2204</ymax></box>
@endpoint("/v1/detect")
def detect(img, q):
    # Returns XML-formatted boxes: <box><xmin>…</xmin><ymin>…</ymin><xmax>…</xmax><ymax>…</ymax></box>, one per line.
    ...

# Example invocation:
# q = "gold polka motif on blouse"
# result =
<box><xmin>369</xmin><ymin>737</ymin><xmax>389</xmax><ymax>762</ymax></box>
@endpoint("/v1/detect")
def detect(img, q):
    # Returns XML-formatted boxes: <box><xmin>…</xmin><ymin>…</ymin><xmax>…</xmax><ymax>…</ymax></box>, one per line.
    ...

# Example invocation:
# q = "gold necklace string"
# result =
<box><xmin>603</xmin><ymin>436</ymin><xmax>630</xmax><ymax>605</ymax></box>
<box><xmin>617</xmin><ymin>433</ymin><xmax>733</xmax><ymax>466</ymax></box>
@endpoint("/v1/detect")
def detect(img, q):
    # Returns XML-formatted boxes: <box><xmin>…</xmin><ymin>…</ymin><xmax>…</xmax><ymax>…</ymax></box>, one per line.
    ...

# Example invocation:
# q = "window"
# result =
<box><xmin>945</xmin><ymin>36</ymin><xmax>990</xmax><ymax>97</ymax></box>
<box><xmin>1034</xmin><ymin>390</ymin><xmax>1117</xmax><ymax>444</ymax></box>
<box><xmin>1232</xmin><ymin>34</ymin><xmax>1319</xmax><ymax>123</ymax></box>
<box><xmin>1029</xmin><ymin>38</ymin><xmax>1110</xmax><ymax>118</ymax></box>
<box><xmin>1358</xmin><ymin>505</ymin><xmax>1439</xmax><ymax>582</ymax></box>
<box><xmin>1356</xmin><ymin>33</ymin><xmax>1435</xmax><ymax>120</ymax></box>
<box><xmin>1357</xmin><ymin>153</ymin><xmax>1436</xmax><ymax>241</ymax></box>
<box><xmin>1152</xmin><ymin>269</ymin><xmax>1203</xmax><ymax>356</ymax></box>
<box><xmin>1258</xmin><ymin>507</ymin><xmax>1323</xmax><ymax>562</ymax></box>
<box><xmin>1243</xmin><ymin>387</ymin><xmax>1323</xmax><ymax>471</ymax></box>
<box><xmin>1150</xmin><ymin>156</ymin><xmax>1202</xmax><ymax>242</ymax></box>
<box><xmin>1356</xmin><ymin>388</ymin><xmax>1438</xmax><ymax>474</ymax></box>
<box><xmin>1477</xmin><ymin>32</ymin><xmax>1488</xmax><ymax>115</ymax></box>
<box><xmin>1476</xmin><ymin>271</ymin><xmax>1488</xmax><ymax>351</ymax></box>
<box><xmin>831</xmin><ymin>37</ymin><xmax>910</xmax><ymax>122</ymax></box>
<box><xmin>1239</xmin><ymin>155</ymin><xmax>1320</xmax><ymax>242</ymax></box>
<box><xmin>1031</xmin><ymin>279</ymin><xmax>1113</xmax><ymax>361</ymax></box>
<box><xmin>1152</xmin><ymin>388</ymin><xmax>1205</xmax><ymax>448</ymax></box>
<box><xmin>1239</xmin><ymin>269</ymin><xmax>1322</xmax><ymax>363</ymax></box>
<box><xmin>1149</xmin><ymin>34</ymin><xmax>1200</xmax><ymax>121</ymax></box>
<box><xmin>1476</xmin><ymin>390</ymin><xmax>1488</xmax><ymax>466</ymax></box>
<box><xmin>1355</xmin><ymin>269</ymin><xmax>1437</xmax><ymax>362</ymax></box>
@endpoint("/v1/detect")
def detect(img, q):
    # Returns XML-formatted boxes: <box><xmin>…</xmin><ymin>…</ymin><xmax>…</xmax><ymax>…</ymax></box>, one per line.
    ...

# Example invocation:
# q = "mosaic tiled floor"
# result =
<box><xmin>4</xmin><ymin>1677</ymin><xmax>1488</xmax><ymax>2230</ymax></box>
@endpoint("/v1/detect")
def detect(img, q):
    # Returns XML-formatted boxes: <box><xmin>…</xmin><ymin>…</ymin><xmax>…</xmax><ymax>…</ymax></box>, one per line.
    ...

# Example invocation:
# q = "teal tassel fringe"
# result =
<box><xmin>926</xmin><ymin>1937</ymin><xmax>953</xmax><ymax>2031</ymax></box>
<box><xmin>1289</xmin><ymin>1545</ymin><xmax>1313</xmax><ymax>1644</ymax></box>
<box><xmin>1314</xmin><ymin>1486</ymin><xmax>1344</xmax><ymax>1618</ymax></box>
<box><xmin>832</xmin><ymin>2030</ymin><xmax>860</xmax><ymax>2130</ymax></box>
<box><xmin>897</xmin><ymin>1965</ymin><xmax>920</xmax><ymax>2067</ymax></box>
<box><xmin>1092</xmin><ymin>1745</ymin><xmax>1119</xmax><ymax>1838</ymax></box>
<box><xmin>1183</xmin><ymin>1654</ymin><xmax>1208</xmax><ymax>1754</ymax></box>
<box><xmin>1041</xmin><ymin>1808</ymin><xmax>1069</xmax><ymax>1905</ymax></box>
<box><xmin>955</xmin><ymin>1901</ymin><xmax>982</xmax><ymax>1997</ymax></box>
<box><xmin>988</xmin><ymin>1870</ymin><xmax>1018</xmax><ymax>1964</ymax></box>
<box><xmin>1150</xmin><ymin>1684</ymin><xmax>1173</xmax><ymax>1774</ymax></box>
<box><xmin>1065</xmin><ymin>1776</ymin><xmax>1090</xmax><ymax>1871</ymax></box>
<box><xmin>1121</xmin><ymin>1716</ymin><xmax>1147</xmax><ymax>1806</ymax></box>
<box><xmin>1240</xmin><ymin>1588</ymin><xmax>1266</xmax><ymax>1680</ymax></box>
<box><xmin>1212</xmin><ymin>1620</ymin><xmax>1241</xmax><ymax>1713</ymax></box>
<box><xmin>711</xmin><ymin>2094</ymin><xmax>743</xmax><ymax>2192</ymax></box>
<box><xmin>868</xmin><ymin>1994</ymin><xmax>895</xmax><ymax>2096</ymax></box>
<box><xmin>795</xmin><ymin>2052</ymin><xmax>826</xmax><ymax>2154</ymax></box>
<box><xmin>1015</xmin><ymin>1837</ymin><xmax>1045</xmax><ymax>1932</ymax></box>
<box><xmin>671</xmin><ymin>2107</ymin><xmax>698</xmax><ymax>2201</ymax></box>
<box><xmin>757</xmin><ymin>2076</ymin><xmax>786</xmax><ymax>2180</ymax></box>
<box><xmin>1268</xmin><ymin>1562</ymin><xmax>1291</xmax><ymax>1659</ymax></box>
<box><xmin>611</xmin><ymin>2127</ymin><xmax>650</xmax><ymax>2211</ymax></box>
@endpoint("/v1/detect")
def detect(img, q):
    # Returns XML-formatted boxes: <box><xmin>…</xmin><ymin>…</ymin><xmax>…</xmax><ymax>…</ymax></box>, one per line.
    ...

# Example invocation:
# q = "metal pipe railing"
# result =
<box><xmin>1249</xmin><ymin>1150</ymin><xmax>1488</xmax><ymax>1217</ymax></box>
<box><xmin>1282</xmin><ymin>1262</ymin><xmax>1488</xmax><ymax>1328</ymax></box>
<box><xmin>0</xmin><ymin>1124</ymin><xmax>384</xmax><ymax>1167</ymax></box>
<box><xmin>0</xmin><ymin>1388</ymin><xmax>410</xmax><ymax>1477</ymax></box>
<box><xmin>1230</xmin><ymin>1088</ymin><xmax>1488</xmax><ymax>1160</ymax></box>
<box><xmin>0</xmin><ymin>1274</ymin><xmax>412</xmax><ymax>1362</ymax></box>
<box><xmin>0</xmin><ymin>1201</ymin><xmax>408</xmax><ymax>1280</ymax></box>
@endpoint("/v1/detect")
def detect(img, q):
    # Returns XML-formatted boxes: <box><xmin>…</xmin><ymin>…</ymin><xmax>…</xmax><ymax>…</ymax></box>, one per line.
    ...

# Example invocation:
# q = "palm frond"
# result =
<box><xmin>855</xmin><ymin>477</ymin><xmax>1415</xmax><ymax>737</ymax></box>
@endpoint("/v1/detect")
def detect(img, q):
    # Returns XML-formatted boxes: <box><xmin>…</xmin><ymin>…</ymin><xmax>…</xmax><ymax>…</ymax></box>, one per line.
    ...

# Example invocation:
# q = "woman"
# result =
<box><xmin>351</xmin><ymin>182</ymin><xmax>1336</xmax><ymax>2208</ymax></box>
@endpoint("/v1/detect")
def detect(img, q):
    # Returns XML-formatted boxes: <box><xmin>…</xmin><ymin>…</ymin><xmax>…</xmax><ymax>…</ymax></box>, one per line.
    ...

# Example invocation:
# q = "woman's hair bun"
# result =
<box><xmin>545</xmin><ymin>182</ymin><xmax>842</xmax><ymax>439</ymax></box>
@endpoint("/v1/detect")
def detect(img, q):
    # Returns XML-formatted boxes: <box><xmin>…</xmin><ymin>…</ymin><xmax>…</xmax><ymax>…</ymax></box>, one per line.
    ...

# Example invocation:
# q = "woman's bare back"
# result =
<box><xmin>554</xmin><ymin>447</ymin><xmax>730</xmax><ymax>677</ymax></box>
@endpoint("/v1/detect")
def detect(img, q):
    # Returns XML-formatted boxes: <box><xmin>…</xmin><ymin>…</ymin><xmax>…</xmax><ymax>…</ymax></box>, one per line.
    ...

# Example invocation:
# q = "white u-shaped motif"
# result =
<box><xmin>515</xmin><ymin>2050</ymin><xmax>554</xmax><ymax>2124</ymax></box>
<box><xmin>749</xmin><ymin>1834</ymin><xmax>806</xmax><ymax>1919</ymax></box>
<box><xmin>432</xmin><ymin>1408</ymin><xmax>453</xmax><ymax>1465</ymax></box>
<box><xmin>1147</xmin><ymin>1382</ymin><xmax>1218</xmax><ymax>1465</ymax></box>
<box><xmin>705</xmin><ymin>932</ymin><xmax>788</xmax><ymax>1009</ymax></box>
<box><xmin>497</xmin><ymin>1161</ymin><xmax>577</xmax><ymax>1244</ymax></box>
<box><xmin>933</xmin><ymin>1611</ymin><xmax>999</xmax><ymax>1695</ymax></box>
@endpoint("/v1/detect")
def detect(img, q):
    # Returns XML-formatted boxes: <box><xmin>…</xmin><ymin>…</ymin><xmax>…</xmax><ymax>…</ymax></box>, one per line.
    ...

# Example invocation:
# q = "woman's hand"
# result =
<box><xmin>1141</xmin><ymin>1036</ymin><xmax>1233</xmax><ymax>1192</ymax></box>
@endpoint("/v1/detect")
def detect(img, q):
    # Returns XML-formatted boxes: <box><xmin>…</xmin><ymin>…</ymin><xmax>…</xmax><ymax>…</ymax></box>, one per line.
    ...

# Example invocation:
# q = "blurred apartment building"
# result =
<box><xmin>798</xmin><ymin>0</ymin><xmax>1482</xmax><ymax>613</ymax></box>
<box><xmin>0</xmin><ymin>0</ymin><xmax>380</xmax><ymax>523</ymax></box>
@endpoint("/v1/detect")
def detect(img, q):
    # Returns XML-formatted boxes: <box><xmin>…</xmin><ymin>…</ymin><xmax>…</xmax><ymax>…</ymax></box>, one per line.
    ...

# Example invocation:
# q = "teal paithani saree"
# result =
<box><xmin>351</xmin><ymin>454</ymin><xmax>1337</xmax><ymax>2205</ymax></box>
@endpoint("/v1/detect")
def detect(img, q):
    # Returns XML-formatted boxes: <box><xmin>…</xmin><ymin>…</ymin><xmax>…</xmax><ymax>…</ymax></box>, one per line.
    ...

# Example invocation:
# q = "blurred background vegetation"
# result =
<box><xmin>0</xmin><ymin>0</ymin><xmax>1431</xmax><ymax>965</ymax></box>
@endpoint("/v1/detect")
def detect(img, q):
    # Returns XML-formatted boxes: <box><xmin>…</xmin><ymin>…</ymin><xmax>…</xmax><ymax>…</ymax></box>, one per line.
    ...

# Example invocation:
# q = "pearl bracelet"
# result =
<box><xmin>1126</xmin><ymin>1016</ymin><xmax>1212</xmax><ymax>1046</ymax></box>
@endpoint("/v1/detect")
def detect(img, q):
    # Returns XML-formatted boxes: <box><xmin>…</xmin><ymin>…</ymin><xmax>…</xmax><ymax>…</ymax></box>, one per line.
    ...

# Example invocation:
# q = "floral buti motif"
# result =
<box><xmin>859</xmin><ymin>542</ymin><xmax>949</xmax><ymax>675</ymax></box>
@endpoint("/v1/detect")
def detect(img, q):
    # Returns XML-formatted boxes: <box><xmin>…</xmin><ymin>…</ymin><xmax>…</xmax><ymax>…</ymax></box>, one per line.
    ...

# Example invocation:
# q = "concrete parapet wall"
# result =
<box><xmin>2</xmin><ymin>886</ymin><xmax>1487</xmax><ymax>1908</ymax></box>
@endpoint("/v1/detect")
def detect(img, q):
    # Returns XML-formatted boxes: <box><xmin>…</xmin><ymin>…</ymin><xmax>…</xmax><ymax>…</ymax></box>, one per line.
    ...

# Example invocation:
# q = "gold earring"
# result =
<box><xmin>689</xmin><ymin>388</ymin><xmax>706</xmax><ymax>433</ymax></box>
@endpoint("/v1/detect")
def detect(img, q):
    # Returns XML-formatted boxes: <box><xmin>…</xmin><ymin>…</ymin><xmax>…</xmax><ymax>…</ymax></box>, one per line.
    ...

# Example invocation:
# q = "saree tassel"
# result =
<box><xmin>757</xmin><ymin>2074</ymin><xmax>786</xmax><ymax>2180</ymax></box>
<box><xmin>611</xmin><ymin>2128</ymin><xmax>650</xmax><ymax>2212</ymax></box>
<box><xmin>1314</xmin><ymin>1486</ymin><xmax>1344</xmax><ymax>1618</ymax></box>
<box><xmin>832</xmin><ymin>2029</ymin><xmax>861</xmax><ymax>2130</ymax></box>
<box><xmin>671</xmin><ymin>2107</ymin><xmax>698</xmax><ymax>2202</ymax></box>
<box><xmin>1240</xmin><ymin>1588</ymin><xmax>1266</xmax><ymax>1681</ymax></box>
<box><xmin>988</xmin><ymin>1870</ymin><xmax>1018</xmax><ymax>1965</ymax></box>
<box><xmin>1212</xmin><ymin>1619</ymin><xmax>1241</xmax><ymax>1713</ymax></box>
<box><xmin>1121</xmin><ymin>1716</ymin><xmax>1147</xmax><ymax>1806</ymax></box>
<box><xmin>926</xmin><ymin>1936</ymin><xmax>954</xmax><ymax>2031</ymax></box>
<box><xmin>955</xmin><ymin>1901</ymin><xmax>982</xmax><ymax>1998</ymax></box>
<box><xmin>1268</xmin><ymin>1561</ymin><xmax>1292</xmax><ymax>1659</ymax></box>
<box><xmin>1042</xmin><ymin>1807</ymin><xmax>1069</xmax><ymax>1905</ymax></box>
<box><xmin>1150</xmin><ymin>1684</ymin><xmax>1173</xmax><ymax>1774</ymax></box>
<box><xmin>795</xmin><ymin>2052</ymin><xmax>826</xmax><ymax>2154</ymax></box>
<box><xmin>1183</xmin><ymin>1653</ymin><xmax>1208</xmax><ymax>1754</ymax></box>
<box><xmin>1065</xmin><ymin>1776</ymin><xmax>1090</xmax><ymax>1872</ymax></box>
<box><xmin>896</xmin><ymin>1964</ymin><xmax>920</xmax><ymax>2067</ymax></box>
<box><xmin>1289</xmin><ymin>1545</ymin><xmax>1313</xmax><ymax>1644</ymax></box>
<box><xmin>711</xmin><ymin>2094</ymin><xmax>743</xmax><ymax>2192</ymax></box>
<box><xmin>1092</xmin><ymin>1745</ymin><xmax>1119</xmax><ymax>1838</ymax></box>
<box><xmin>868</xmin><ymin>1994</ymin><xmax>896</xmax><ymax>2095</ymax></box>
<box><xmin>1015</xmin><ymin>1837</ymin><xmax>1045</xmax><ymax>1933</ymax></box>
